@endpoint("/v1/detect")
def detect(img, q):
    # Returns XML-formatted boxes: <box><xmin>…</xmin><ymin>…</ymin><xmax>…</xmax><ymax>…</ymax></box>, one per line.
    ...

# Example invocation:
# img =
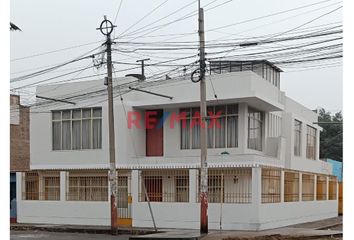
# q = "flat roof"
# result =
<box><xmin>209</xmin><ymin>59</ymin><xmax>283</xmax><ymax>72</ymax></box>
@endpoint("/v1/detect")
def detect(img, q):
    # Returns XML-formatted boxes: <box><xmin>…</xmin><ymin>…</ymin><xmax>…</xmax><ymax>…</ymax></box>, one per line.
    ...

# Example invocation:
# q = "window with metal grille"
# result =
<box><xmin>23</xmin><ymin>172</ymin><xmax>39</xmax><ymax>200</ymax></box>
<box><xmin>294</xmin><ymin>120</ymin><xmax>302</xmax><ymax>156</ymax></box>
<box><xmin>328</xmin><ymin>176</ymin><xmax>337</xmax><ymax>200</ymax></box>
<box><xmin>306</xmin><ymin>126</ymin><xmax>316</xmax><ymax>159</ymax></box>
<box><xmin>284</xmin><ymin>172</ymin><xmax>299</xmax><ymax>202</ymax></box>
<box><xmin>139</xmin><ymin>170</ymin><xmax>189</xmax><ymax>202</ymax></box>
<box><xmin>67</xmin><ymin>172</ymin><xmax>108</xmax><ymax>201</ymax></box>
<box><xmin>248</xmin><ymin>108</ymin><xmax>263</xmax><ymax>151</ymax></box>
<box><xmin>197</xmin><ymin>168</ymin><xmax>252</xmax><ymax>203</ymax></box>
<box><xmin>316</xmin><ymin>175</ymin><xmax>327</xmax><ymax>200</ymax></box>
<box><xmin>43</xmin><ymin>175</ymin><xmax>60</xmax><ymax>200</ymax></box>
<box><xmin>52</xmin><ymin>108</ymin><xmax>102</xmax><ymax>150</ymax></box>
<box><xmin>262</xmin><ymin>169</ymin><xmax>281</xmax><ymax>203</ymax></box>
<box><xmin>302</xmin><ymin>174</ymin><xmax>315</xmax><ymax>201</ymax></box>
<box><xmin>180</xmin><ymin>104</ymin><xmax>238</xmax><ymax>149</ymax></box>
<box><xmin>23</xmin><ymin>171</ymin><xmax>61</xmax><ymax>201</ymax></box>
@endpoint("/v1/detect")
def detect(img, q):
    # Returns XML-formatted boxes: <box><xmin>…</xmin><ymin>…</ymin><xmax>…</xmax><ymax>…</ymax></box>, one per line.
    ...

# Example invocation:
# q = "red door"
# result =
<box><xmin>146</xmin><ymin>110</ymin><xmax>163</xmax><ymax>156</ymax></box>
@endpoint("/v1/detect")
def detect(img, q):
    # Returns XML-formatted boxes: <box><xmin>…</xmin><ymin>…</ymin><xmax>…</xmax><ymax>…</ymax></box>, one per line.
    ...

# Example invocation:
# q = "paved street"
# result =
<box><xmin>11</xmin><ymin>231</ymin><xmax>131</xmax><ymax>240</ymax></box>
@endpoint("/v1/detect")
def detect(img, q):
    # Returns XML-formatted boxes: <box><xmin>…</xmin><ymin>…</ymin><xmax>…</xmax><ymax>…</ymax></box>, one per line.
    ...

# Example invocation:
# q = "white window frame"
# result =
<box><xmin>52</xmin><ymin>107</ymin><xmax>102</xmax><ymax>150</ymax></box>
<box><xmin>180</xmin><ymin>104</ymin><xmax>239</xmax><ymax>149</ymax></box>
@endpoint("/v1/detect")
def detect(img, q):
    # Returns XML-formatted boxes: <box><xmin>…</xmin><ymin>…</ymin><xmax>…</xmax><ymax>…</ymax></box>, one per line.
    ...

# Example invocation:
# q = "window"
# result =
<box><xmin>176</xmin><ymin>176</ymin><xmax>189</xmax><ymax>202</ymax></box>
<box><xmin>316</xmin><ymin>175</ymin><xmax>327</xmax><ymax>201</ymax></box>
<box><xmin>306</xmin><ymin>126</ymin><xmax>316</xmax><ymax>159</ymax></box>
<box><xmin>139</xmin><ymin>170</ymin><xmax>189</xmax><ymax>202</ymax></box>
<box><xmin>294</xmin><ymin>120</ymin><xmax>302</xmax><ymax>156</ymax></box>
<box><xmin>67</xmin><ymin>172</ymin><xmax>108</xmax><ymax>201</ymax></box>
<box><xmin>23</xmin><ymin>172</ymin><xmax>39</xmax><ymax>200</ymax></box>
<box><xmin>43</xmin><ymin>175</ymin><xmax>60</xmax><ymax>200</ymax></box>
<box><xmin>23</xmin><ymin>171</ymin><xmax>60</xmax><ymax>201</ymax></box>
<box><xmin>262</xmin><ymin>169</ymin><xmax>281</xmax><ymax>203</ymax></box>
<box><xmin>284</xmin><ymin>172</ymin><xmax>299</xmax><ymax>202</ymax></box>
<box><xmin>52</xmin><ymin>108</ymin><xmax>102</xmax><ymax>150</ymax></box>
<box><xmin>328</xmin><ymin>176</ymin><xmax>337</xmax><ymax>200</ymax></box>
<box><xmin>180</xmin><ymin>104</ymin><xmax>238</xmax><ymax>149</ymax></box>
<box><xmin>197</xmin><ymin>169</ymin><xmax>252</xmax><ymax>203</ymax></box>
<box><xmin>248</xmin><ymin>108</ymin><xmax>263</xmax><ymax>151</ymax></box>
<box><xmin>302</xmin><ymin>174</ymin><xmax>315</xmax><ymax>201</ymax></box>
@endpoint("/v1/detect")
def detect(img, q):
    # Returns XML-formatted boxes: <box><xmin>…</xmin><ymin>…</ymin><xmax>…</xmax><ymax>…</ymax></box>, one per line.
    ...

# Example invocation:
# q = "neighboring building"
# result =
<box><xmin>16</xmin><ymin>60</ymin><xmax>338</xmax><ymax>230</ymax></box>
<box><xmin>10</xmin><ymin>94</ymin><xmax>30</xmax><ymax>223</ymax></box>
<box><xmin>322</xmin><ymin>158</ymin><xmax>342</xmax><ymax>182</ymax></box>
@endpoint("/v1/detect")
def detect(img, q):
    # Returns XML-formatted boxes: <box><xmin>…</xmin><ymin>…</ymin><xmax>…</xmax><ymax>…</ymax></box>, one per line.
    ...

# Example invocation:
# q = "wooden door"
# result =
<box><xmin>146</xmin><ymin>110</ymin><xmax>163</xmax><ymax>156</ymax></box>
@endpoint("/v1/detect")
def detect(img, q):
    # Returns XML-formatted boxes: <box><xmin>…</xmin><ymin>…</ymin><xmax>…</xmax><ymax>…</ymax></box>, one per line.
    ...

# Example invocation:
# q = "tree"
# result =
<box><xmin>318</xmin><ymin>108</ymin><xmax>342</xmax><ymax>161</ymax></box>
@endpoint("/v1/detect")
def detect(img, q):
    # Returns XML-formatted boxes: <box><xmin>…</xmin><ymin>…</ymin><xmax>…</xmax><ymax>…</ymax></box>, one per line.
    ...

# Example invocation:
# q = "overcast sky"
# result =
<box><xmin>10</xmin><ymin>0</ymin><xmax>342</xmax><ymax>112</ymax></box>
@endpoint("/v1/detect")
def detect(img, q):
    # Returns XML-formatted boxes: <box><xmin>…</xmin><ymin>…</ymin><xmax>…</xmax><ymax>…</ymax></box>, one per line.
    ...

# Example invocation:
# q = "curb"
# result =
<box><xmin>10</xmin><ymin>224</ymin><xmax>157</xmax><ymax>235</ymax></box>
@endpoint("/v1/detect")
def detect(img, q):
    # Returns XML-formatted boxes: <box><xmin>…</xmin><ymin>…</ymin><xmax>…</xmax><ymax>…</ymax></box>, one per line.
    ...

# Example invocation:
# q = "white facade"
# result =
<box><xmin>17</xmin><ymin>62</ymin><xmax>338</xmax><ymax>230</ymax></box>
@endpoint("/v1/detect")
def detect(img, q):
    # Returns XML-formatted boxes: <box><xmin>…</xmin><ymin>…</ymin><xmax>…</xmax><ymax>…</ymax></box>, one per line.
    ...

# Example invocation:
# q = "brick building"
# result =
<box><xmin>10</xmin><ymin>94</ymin><xmax>30</xmax><ymax>222</ymax></box>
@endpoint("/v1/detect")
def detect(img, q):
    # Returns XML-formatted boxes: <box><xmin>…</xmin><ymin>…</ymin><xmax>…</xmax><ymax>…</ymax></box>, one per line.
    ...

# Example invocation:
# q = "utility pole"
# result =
<box><xmin>136</xmin><ymin>58</ymin><xmax>150</xmax><ymax>80</ymax></box>
<box><xmin>97</xmin><ymin>16</ymin><xmax>118</xmax><ymax>235</ymax></box>
<box><xmin>198</xmin><ymin>0</ymin><xmax>208</xmax><ymax>234</ymax></box>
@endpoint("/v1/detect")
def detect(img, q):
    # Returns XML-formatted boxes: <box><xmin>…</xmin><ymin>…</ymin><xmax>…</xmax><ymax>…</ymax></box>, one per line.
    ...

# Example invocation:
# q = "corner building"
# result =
<box><xmin>17</xmin><ymin>60</ymin><xmax>338</xmax><ymax>230</ymax></box>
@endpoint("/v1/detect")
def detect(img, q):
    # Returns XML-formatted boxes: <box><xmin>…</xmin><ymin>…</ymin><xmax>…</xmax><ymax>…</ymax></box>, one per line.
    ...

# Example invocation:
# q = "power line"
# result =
<box><xmin>10</xmin><ymin>40</ymin><xmax>103</xmax><ymax>62</ymax></box>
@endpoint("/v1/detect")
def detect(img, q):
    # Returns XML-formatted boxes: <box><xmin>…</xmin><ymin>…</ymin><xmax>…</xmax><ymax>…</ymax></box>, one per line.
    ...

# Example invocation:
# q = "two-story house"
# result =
<box><xmin>16</xmin><ymin>60</ymin><xmax>338</xmax><ymax>230</ymax></box>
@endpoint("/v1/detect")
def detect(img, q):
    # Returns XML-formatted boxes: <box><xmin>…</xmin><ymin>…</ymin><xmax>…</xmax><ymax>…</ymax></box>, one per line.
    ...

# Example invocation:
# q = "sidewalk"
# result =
<box><xmin>11</xmin><ymin>216</ymin><xmax>342</xmax><ymax>240</ymax></box>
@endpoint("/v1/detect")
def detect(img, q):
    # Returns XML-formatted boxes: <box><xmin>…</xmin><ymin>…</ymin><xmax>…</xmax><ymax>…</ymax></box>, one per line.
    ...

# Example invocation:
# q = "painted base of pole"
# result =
<box><xmin>200</xmin><ymin>191</ymin><xmax>208</xmax><ymax>234</ymax></box>
<box><xmin>111</xmin><ymin>194</ymin><xmax>118</xmax><ymax>235</ymax></box>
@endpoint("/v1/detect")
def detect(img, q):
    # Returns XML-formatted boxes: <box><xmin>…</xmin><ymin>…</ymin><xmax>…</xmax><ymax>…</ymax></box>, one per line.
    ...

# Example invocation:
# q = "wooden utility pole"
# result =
<box><xmin>198</xmin><ymin>0</ymin><xmax>208</xmax><ymax>234</ymax></box>
<box><xmin>97</xmin><ymin>16</ymin><xmax>118</xmax><ymax>235</ymax></box>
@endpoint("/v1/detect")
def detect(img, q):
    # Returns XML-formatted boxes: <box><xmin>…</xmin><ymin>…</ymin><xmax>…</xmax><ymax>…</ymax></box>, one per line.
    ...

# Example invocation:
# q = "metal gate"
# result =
<box><xmin>117</xmin><ymin>174</ymin><xmax>132</xmax><ymax>227</ymax></box>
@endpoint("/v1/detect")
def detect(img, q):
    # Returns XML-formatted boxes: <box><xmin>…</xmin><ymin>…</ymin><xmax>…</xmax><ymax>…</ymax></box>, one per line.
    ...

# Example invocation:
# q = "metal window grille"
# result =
<box><xmin>262</xmin><ymin>168</ymin><xmax>281</xmax><ymax>203</ymax></box>
<box><xmin>294</xmin><ymin>120</ymin><xmax>302</xmax><ymax>156</ymax></box>
<box><xmin>67</xmin><ymin>171</ymin><xmax>108</xmax><ymax>201</ymax></box>
<box><xmin>22</xmin><ymin>171</ymin><xmax>61</xmax><ymax>201</ymax></box>
<box><xmin>316</xmin><ymin>175</ymin><xmax>327</xmax><ymax>200</ymax></box>
<box><xmin>302</xmin><ymin>174</ymin><xmax>315</xmax><ymax>201</ymax></box>
<box><xmin>139</xmin><ymin>170</ymin><xmax>189</xmax><ymax>202</ymax></box>
<box><xmin>328</xmin><ymin>176</ymin><xmax>337</xmax><ymax>200</ymax></box>
<box><xmin>248</xmin><ymin>108</ymin><xmax>263</xmax><ymax>151</ymax></box>
<box><xmin>180</xmin><ymin>104</ymin><xmax>239</xmax><ymax>150</ymax></box>
<box><xmin>306</xmin><ymin>126</ymin><xmax>316</xmax><ymax>159</ymax></box>
<box><xmin>284</xmin><ymin>171</ymin><xmax>299</xmax><ymax>202</ymax></box>
<box><xmin>52</xmin><ymin>107</ymin><xmax>102</xmax><ymax>151</ymax></box>
<box><xmin>197</xmin><ymin>168</ymin><xmax>252</xmax><ymax>203</ymax></box>
<box><xmin>42</xmin><ymin>173</ymin><xmax>60</xmax><ymax>200</ymax></box>
<box><xmin>23</xmin><ymin>172</ymin><xmax>39</xmax><ymax>200</ymax></box>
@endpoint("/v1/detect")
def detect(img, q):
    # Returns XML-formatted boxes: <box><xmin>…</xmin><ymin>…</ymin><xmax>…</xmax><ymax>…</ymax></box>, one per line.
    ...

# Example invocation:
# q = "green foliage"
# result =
<box><xmin>318</xmin><ymin>108</ymin><xmax>342</xmax><ymax>162</ymax></box>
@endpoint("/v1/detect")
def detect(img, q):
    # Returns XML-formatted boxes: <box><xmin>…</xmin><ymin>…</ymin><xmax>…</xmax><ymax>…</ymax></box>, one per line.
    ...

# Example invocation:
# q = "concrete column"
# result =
<box><xmin>314</xmin><ymin>175</ymin><xmax>317</xmax><ymax>201</ymax></box>
<box><xmin>299</xmin><ymin>172</ymin><xmax>303</xmax><ymax>202</ymax></box>
<box><xmin>60</xmin><ymin>171</ymin><xmax>66</xmax><ymax>201</ymax></box>
<box><xmin>326</xmin><ymin>176</ymin><xmax>329</xmax><ymax>200</ymax></box>
<box><xmin>263</xmin><ymin>112</ymin><xmax>268</xmax><ymax>152</ymax></box>
<box><xmin>189</xmin><ymin>169</ymin><xmax>198</xmax><ymax>203</ymax></box>
<box><xmin>251</xmin><ymin>167</ymin><xmax>261</xmax><ymax>226</ymax></box>
<box><xmin>238</xmin><ymin>103</ymin><xmax>248</xmax><ymax>153</ymax></box>
<box><xmin>280</xmin><ymin>170</ymin><xmax>285</xmax><ymax>203</ymax></box>
<box><xmin>301</xmin><ymin>121</ymin><xmax>307</xmax><ymax>159</ymax></box>
<box><xmin>16</xmin><ymin>172</ymin><xmax>23</xmax><ymax>222</ymax></box>
<box><xmin>16</xmin><ymin>172</ymin><xmax>23</xmax><ymax>201</ymax></box>
<box><xmin>316</xmin><ymin>130</ymin><xmax>320</xmax><ymax>160</ymax></box>
<box><xmin>107</xmin><ymin>170</ymin><xmax>111</xmax><ymax>201</ymax></box>
<box><xmin>131</xmin><ymin>170</ymin><xmax>140</xmax><ymax>218</ymax></box>
<box><xmin>252</xmin><ymin>167</ymin><xmax>262</xmax><ymax>204</ymax></box>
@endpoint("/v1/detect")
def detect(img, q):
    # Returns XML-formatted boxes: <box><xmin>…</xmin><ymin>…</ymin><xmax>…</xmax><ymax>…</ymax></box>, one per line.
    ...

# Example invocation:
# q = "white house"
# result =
<box><xmin>16</xmin><ymin>60</ymin><xmax>338</xmax><ymax>231</ymax></box>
